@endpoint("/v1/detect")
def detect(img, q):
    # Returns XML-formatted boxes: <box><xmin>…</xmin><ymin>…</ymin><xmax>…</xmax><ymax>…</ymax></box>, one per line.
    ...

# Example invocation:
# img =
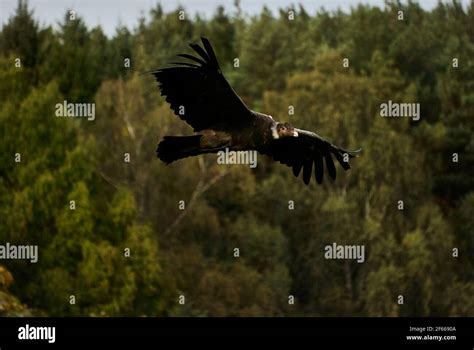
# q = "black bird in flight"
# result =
<box><xmin>151</xmin><ymin>37</ymin><xmax>361</xmax><ymax>185</ymax></box>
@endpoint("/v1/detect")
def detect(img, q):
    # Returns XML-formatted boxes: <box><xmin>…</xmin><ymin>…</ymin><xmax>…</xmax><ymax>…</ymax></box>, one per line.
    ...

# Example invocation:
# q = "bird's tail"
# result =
<box><xmin>157</xmin><ymin>135</ymin><xmax>202</xmax><ymax>164</ymax></box>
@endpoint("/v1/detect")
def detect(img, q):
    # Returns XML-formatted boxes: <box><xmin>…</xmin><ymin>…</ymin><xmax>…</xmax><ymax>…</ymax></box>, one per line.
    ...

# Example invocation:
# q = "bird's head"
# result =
<box><xmin>272</xmin><ymin>122</ymin><xmax>298</xmax><ymax>139</ymax></box>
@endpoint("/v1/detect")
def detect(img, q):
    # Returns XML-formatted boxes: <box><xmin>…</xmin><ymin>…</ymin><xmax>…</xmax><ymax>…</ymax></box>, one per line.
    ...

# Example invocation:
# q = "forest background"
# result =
<box><xmin>0</xmin><ymin>0</ymin><xmax>473</xmax><ymax>316</ymax></box>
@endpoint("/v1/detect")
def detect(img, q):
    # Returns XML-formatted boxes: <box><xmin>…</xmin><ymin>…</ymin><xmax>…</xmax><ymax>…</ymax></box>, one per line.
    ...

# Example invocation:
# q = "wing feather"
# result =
<box><xmin>292</xmin><ymin>163</ymin><xmax>302</xmax><ymax>177</ymax></box>
<box><xmin>315</xmin><ymin>154</ymin><xmax>324</xmax><ymax>184</ymax></box>
<box><xmin>303</xmin><ymin>160</ymin><xmax>312</xmax><ymax>185</ymax></box>
<box><xmin>177</xmin><ymin>53</ymin><xmax>207</xmax><ymax>66</ymax></box>
<box><xmin>325</xmin><ymin>154</ymin><xmax>336</xmax><ymax>180</ymax></box>
<box><xmin>151</xmin><ymin>37</ymin><xmax>251</xmax><ymax>131</ymax></box>
<box><xmin>201</xmin><ymin>37</ymin><xmax>219</xmax><ymax>68</ymax></box>
<box><xmin>189</xmin><ymin>43</ymin><xmax>211</xmax><ymax>62</ymax></box>
<box><xmin>265</xmin><ymin>129</ymin><xmax>360</xmax><ymax>185</ymax></box>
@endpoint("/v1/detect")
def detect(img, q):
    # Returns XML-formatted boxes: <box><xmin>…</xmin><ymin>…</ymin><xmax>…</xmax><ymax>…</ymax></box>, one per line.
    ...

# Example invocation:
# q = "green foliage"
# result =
<box><xmin>0</xmin><ymin>0</ymin><xmax>39</xmax><ymax>68</ymax></box>
<box><xmin>1</xmin><ymin>0</ymin><xmax>473</xmax><ymax>317</ymax></box>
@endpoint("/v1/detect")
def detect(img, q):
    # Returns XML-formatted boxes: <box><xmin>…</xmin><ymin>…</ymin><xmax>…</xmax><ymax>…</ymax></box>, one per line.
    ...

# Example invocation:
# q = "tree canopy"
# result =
<box><xmin>0</xmin><ymin>0</ymin><xmax>473</xmax><ymax>316</ymax></box>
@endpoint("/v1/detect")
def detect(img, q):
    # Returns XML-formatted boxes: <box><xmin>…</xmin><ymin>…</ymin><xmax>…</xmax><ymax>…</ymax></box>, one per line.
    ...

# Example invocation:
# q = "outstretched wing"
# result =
<box><xmin>150</xmin><ymin>37</ymin><xmax>252</xmax><ymax>132</ymax></box>
<box><xmin>265</xmin><ymin>128</ymin><xmax>361</xmax><ymax>185</ymax></box>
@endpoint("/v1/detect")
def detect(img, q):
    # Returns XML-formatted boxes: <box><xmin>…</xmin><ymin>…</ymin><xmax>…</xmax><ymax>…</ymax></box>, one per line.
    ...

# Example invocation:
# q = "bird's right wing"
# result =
<box><xmin>150</xmin><ymin>37</ymin><xmax>253</xmax><ymax>132</ymax></box>
<box><xmin>264</xmin><ymin>128</ymin><xmax>361</xmax><ymax>185</ymax></box>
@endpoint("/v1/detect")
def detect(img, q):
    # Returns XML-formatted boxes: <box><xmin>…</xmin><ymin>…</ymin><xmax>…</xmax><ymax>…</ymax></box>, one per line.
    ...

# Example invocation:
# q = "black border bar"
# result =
<box><xmin>0</xmin><ymin>317</ymin><xmax>472</xmax><ymax>347</ymax></box>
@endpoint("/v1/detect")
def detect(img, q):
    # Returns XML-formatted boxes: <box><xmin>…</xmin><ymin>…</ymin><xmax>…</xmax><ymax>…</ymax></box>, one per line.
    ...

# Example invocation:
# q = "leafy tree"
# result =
<box><xmin>1</xmin><ymin>0</ymin><xmax>473</xmax><ymax>317</ymax></box>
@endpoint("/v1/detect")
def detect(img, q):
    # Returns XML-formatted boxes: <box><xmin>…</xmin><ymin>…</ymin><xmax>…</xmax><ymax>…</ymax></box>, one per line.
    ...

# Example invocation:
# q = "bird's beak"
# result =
<box><xmin>293</xmin><ymin>131</ymin><xmax>299</xmax><ymax>137</ymax></box>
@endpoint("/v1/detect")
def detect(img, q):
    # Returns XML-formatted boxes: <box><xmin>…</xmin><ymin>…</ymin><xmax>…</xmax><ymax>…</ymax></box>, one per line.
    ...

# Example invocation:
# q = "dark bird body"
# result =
<box><xmin>152</xmin><ymin>37</ymin><xmax>361</xmax><ymax>185</ymax></box>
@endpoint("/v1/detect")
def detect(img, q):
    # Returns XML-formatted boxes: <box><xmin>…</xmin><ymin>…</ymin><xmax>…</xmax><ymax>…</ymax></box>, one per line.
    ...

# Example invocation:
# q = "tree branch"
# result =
<box><xmin>163</xmin><ymin>164</ymin><xmax>230</xmax><ymax>236</ymax></box>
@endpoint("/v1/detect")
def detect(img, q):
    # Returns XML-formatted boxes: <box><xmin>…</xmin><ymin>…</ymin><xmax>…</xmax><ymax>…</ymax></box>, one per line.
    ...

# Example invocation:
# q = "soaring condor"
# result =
<box><xmin>151</xmin><ymin>37</ymin><xmax>361</xmax><ymax>185</ymax></box>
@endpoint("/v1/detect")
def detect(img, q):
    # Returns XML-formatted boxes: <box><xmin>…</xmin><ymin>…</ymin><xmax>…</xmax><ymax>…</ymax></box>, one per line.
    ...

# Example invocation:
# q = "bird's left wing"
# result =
<box><xmin>150</xmin><ymin>37</ymin><xmax>252</xmax><ymax>132</ymax></box>
<box><xmin>264</xmin><ymin>128</ymin><xmax>361</xmax><ymax>185</ymax></box>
